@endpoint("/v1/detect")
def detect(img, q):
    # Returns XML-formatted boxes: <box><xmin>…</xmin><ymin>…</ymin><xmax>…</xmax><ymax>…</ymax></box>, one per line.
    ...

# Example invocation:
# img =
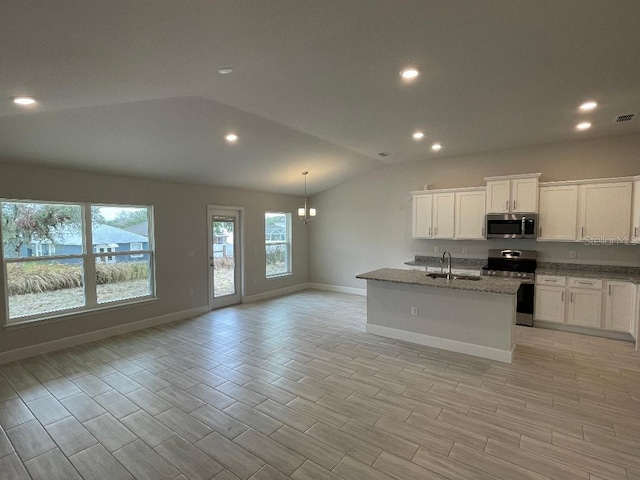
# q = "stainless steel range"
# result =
<box><xmin>482</xmin><ymin>249</ymin><xmax>537</xmax><ymax>326</ymax></box>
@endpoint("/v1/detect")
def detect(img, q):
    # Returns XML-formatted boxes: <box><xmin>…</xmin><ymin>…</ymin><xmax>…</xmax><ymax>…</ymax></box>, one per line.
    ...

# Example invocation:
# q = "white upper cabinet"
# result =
<box><xmin>578</xmin><ymin>181</ymin><xmax>633</xmax><ymax>241</ymax></box>
<box><xmin>485</xmin><ymin>174</ymin><xmax>540</xmax><ymax>214</ymax></box>
<box><xmin>455</xmin><ymin>189</ymin><xmax>486</xmax><ymax>239</ymax></box>
<box><xmin>412</xmin><ymin>193</ymin><xmax>433</xmax><ymax>238</ymax></box>
<box><xmin>432</xmin><ymin>192</ymin><xmax>455</xmax><ymax>239</ymax></box>
<box><xmin>538</xmin><ymin>185</ymin><xmax>578</xmax><ymax>241</ymax></box>
<box><xmin>633</xmin><ymin>177</ymin><xmax>640</xmax><ymax>240</ymax></box>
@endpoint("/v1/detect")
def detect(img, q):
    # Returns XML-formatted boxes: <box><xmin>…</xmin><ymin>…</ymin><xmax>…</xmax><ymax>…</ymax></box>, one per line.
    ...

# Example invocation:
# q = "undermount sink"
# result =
<box><xmin>426</xmin><ymin>273</ymin><xmax>481</xmax><ymax>281</ymax></box>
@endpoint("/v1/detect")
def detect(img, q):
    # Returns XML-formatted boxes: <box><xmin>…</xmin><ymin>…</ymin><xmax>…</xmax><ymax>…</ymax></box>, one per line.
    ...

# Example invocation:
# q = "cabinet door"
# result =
<box><xmin>512</xmin><ymin>178</ymin><xmax>538</xmax><ymax>213</ymax></box>
<box><xmin>412</xmin><ymin>194</ymin><xmax>433</xmax><ymax>238</ymax></box>
<box><xmin>455</xmin><ymin>190</ymin><xmax>486</xmax><ymax>239</ymax></box>
<box><xmin>535</xmin><ymin>285</ymin><xmax>565</xmax><ymax>323</ymax></box>
<box><xmin>486</xmin><ymin>180</ymin><xmax>511</xmax><ymax>214</ymax></box>
<box><xmin>538</xmin><ymin>186</ymin><xmax>578</xmax><ymax>241</ymax></box>
<box><xmin>604</xmin><ymin>281</ymin><xmax>635</xmax><ymax>332</ymax></box>
<box><xmin>579</xmin><ymin>182</ymin><xmax>632</xmax><ymax>241</ymax></box>
<box><xmin>567</xmin><ymin>288</ymin><xmax>602</xmax><ymax>328</ymax></box>
<box><xmin>633</xmin><ymin>179</ymin><xmax>640</xmax><ymax>240</ymax></box>
<box><xmin>432</xmin><ymin>193</ymin><xmax>455</xmax><ymax>238</ymax></box>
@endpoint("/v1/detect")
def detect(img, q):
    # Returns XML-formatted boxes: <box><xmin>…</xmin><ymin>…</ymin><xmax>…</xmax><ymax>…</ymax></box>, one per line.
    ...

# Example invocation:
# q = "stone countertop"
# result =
<box><xmin>406</xmin><ymin>256</ymin><xmax>486</xmax><ymax>269</ymax></box>
<box><xmin>536</xmin><ymin>268</ymin><xmax>640</xmax><ymax>284</ymax></box>
<box><xmin>356</xmin><ymin>268</ymin><xmax>522</xmax><ymax>295</ymax></box>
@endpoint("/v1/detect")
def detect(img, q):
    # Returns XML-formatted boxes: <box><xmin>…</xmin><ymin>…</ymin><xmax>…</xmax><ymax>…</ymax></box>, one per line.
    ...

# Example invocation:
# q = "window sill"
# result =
<box><xmin>3</xmin><ymin>297</ymin><xmax>159</xmax><ymax>331</ymax></box>
<box><xmin>266</xmin><ymin>273</ymin><xmax>293</xmax><ymax>280</ymax></box>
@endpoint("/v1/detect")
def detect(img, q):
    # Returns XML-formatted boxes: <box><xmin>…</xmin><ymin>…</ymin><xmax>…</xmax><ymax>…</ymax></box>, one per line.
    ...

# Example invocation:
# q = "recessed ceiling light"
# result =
<box><xmin>431</xmin><ymin>143</ymin><xmax>442</xmax><ymax>151</ymax></box>
<box><xmin>579</xmin><ymin>101</ymin><xmax>597</xmax><ymax>112</ymax></box>
<box><xmin>412</xmin><ymin>131</ymin><xmax>424</xmax><ymax>140</ymax></box>
<box><xmin>12</xmin><ymin>96</ymin><xmax>37</xmax><ymax>106</ymax></box>
<box><xmin>400</xmin><ymin>67</ymin><xmax>420</xmax><ymax>80</ymax></box>
<box><xmin>218</xmin><ymin>67</ymin><xmax>234</xmax><ymax>75</ymax></box>
<box><xmin>576</xmin><ymin>122</ymin><xmax>591</xmax><ymax>131</ymax></box>
<box><xmin>225</xmin><ymin>133</ymin><xmax>238</xmax><ymax>142</ymax></box>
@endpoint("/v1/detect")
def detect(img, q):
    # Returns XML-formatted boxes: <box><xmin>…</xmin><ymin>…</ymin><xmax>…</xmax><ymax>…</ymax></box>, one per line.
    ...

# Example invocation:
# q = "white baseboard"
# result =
<box><xmin>243</xmin><ymin>283</ymin><xmax>311</xmax><ymax>304</ymax></box>
<box><xmin>366</xmin><ymin>323</ymin><xmax>513</xmax><ymax>363</ymax></box>
<box><xmin>307</xmin><ymin>283</ymin><xmax>366</xmax><ymax>296</ymax></box>
<box><xmin>0</xmin><ymin>306</ymin><xmax>209</xmax><ymax>365</ymax></box>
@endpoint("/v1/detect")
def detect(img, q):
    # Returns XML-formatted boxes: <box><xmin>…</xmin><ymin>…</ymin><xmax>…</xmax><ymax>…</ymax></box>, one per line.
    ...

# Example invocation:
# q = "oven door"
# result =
<box><xmin>486</xmin><ymin>214</ymin><xmax>537</xmax><ymax>239</ymax></box>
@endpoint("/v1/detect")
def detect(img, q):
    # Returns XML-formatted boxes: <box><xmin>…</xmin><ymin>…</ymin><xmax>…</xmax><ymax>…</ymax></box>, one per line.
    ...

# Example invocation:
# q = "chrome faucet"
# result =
<box><xmin>441</xmin><ymin>251</ymin><xmax>452</xmax><ymax>279</ymax></box>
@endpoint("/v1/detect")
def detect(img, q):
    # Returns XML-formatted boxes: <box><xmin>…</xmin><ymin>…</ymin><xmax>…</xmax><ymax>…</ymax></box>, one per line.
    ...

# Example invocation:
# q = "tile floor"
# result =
<box><xmin>0</xmin><ymin>289</ymin><xmax>639</xmax><ymax>479</ymax></box>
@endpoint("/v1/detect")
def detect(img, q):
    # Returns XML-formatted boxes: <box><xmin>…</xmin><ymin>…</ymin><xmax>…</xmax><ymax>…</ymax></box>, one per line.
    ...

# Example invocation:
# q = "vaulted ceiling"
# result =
<box><xmin>1</xmin><ymin>1</ymin><xmax>639</xmax><ymax>194</ymax></box>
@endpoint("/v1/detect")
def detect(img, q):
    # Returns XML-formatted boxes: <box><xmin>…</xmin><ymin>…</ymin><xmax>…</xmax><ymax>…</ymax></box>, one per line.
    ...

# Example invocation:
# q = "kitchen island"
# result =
<box><xmin>356</xmin><ymin>268</ymin><xmax>522</xmax><ymax>363</ymax></box>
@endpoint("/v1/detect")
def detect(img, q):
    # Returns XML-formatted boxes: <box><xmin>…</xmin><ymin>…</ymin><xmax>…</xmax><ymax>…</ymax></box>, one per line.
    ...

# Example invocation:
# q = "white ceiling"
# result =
<box><xmin>1</xmin><ymin>0</ymin><xmax>639</xmax><ymax>195</ymax></box>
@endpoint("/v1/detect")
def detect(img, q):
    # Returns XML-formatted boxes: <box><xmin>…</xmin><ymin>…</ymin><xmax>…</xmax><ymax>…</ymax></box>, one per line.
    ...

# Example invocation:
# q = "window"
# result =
<box><xmin>265</xmin><ymin>212</ymin><xmax>291</xmax><ymax>278</ymax></box>
<box><xmin>1</xmin><ymin>201</ymin><xmax>155</xmax><ymax>324</ymax></box>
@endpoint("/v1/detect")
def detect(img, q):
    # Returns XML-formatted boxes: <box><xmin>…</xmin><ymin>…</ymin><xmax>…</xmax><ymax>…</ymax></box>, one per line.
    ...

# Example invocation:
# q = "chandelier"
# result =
<box><xmin>297</xmin><ymin>171</ymin><xmax>316</xmax><ymax>224</ymax></box>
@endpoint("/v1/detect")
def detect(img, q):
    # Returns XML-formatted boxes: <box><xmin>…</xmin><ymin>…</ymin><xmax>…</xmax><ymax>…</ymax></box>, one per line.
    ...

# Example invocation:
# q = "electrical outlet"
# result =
<box><xmin>569</xmin><ymin>250</ymin><xmax>577</xmax><ymax>259</ymax></box>
<box><xmin>462</xmin><ymin>247</ymin><xmax>469</xmax><ymax>254</ymax></box>
<box><xmin>434</xmin><ymin>246</ymin><xmax>440</xmax><ymax>253</ymax></box>
<box><xmin>188</xmin><ymin>288</ymin><xmax>194</xmax><ymax>296</ymax></box>
<box><xmin>411</xmin><ymin>306</ymin><xmax>418</xmax><ymax>316</ymax></box>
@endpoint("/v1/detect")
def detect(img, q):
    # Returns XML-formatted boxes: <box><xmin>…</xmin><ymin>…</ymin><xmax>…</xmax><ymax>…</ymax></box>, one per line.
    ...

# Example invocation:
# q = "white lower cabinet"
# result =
<box><xmin>534</xmin><ymin>285</ymin><xmax>565</xmax><ymax>323</ymax></box>
<box><xmin>536</xmin><ymin>275</ymin><xmax>636</xmax><ymax>334</ymax></box>
<box><xmin>605</xmin><ymin>281</ymin><xmax>636</xmax><ymax>332</ymax></box>
<box><xmin>567</xmin><ymin>288</ymin><xmax>602</xmax><ymax>328</ymax></box>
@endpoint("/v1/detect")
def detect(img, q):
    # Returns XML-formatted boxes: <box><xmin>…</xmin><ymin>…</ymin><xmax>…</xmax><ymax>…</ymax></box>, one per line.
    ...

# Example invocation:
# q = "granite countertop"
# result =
<box><xmin>356</xmin><ymin>268</ymin><xmax>522</xmax><ymax>295</ymax></box>
<box><xmin>536</xmin><ymin>266</ymin><xmax>640</xmax><ymax>284</ymax></box>
<box><xmin>405</xmin><ymin>256</ymin><xmax>486</xmax><ymax>269</ymax></box>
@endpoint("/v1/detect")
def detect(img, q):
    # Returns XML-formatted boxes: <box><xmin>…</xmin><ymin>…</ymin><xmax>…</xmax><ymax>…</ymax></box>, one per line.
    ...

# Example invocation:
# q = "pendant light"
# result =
<box><xmin>297</xmin><ymin>171</ymin><xmax>316</xmax><ymax>224</ymax></box>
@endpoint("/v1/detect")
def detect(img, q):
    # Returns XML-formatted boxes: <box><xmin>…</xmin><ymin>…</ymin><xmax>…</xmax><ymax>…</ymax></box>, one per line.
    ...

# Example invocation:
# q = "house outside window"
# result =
<box><xmin>265</xmin><ymin>212</ymin><xmax>291</xmax><ymax>278</ymax></box>
<box><xmin>1</xmin><ymin>201</ymin><xmax>155</xmax><ymax>324</ymax></box>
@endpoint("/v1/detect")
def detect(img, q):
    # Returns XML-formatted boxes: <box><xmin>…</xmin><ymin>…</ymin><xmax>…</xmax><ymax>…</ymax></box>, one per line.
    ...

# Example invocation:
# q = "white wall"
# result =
<box><xmin>0</xmin><ymin>162</ymin><xmax>309</xmax><ymax>355</ymax></box>
<box><xmin>309</xmin><ymin>133</ymin><xmax>640</xmax><ymax>289</ymax></box>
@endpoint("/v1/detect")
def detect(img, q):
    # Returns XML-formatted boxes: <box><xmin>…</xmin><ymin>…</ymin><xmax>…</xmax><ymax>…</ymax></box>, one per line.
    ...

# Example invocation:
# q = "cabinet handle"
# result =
<box><xmin>482</xmin><ymin>227</ymin><xmax>485</xmax><ymax>236</ymax></box>
<box><xmin>513</xmin><ymin>200</ymin><xmax>516</xmax><ymax>210</ymax></box>
<box><xmin>505</xmin><ymin>200</ymin><xmax>509</xmax><ymax>211</ymax></box>
<box><xmin>581</xmin><ymin>226</ymin><xmax>585</xmax><ymax>237</ymax></box>
<box><xmin>570</xmin><ymin>292</ymin><xmax>573</xmax><ymax>303</ymax></box>
<box><xmin>577</xmin><ymin>281</ymin><xmax>591</xmax><ymax>285</ymax></box>
<box><xmin>608</xmin><ymin>285</ymin><xmax>611</xmax><ymax>295</ymax></box>
<box><xmin>539</xmin><ymin>227</ymin><xmax>542</xmax><ymax>237</ymax></box>
<box><xmin>429</xmin><ymin>227</ymin><xmax>431</xmax><ymax>236</ymax></box>
<box><xmin>561</xmin><ymin>291</ymin><xmax>564</xmax><ymax>302</ymax></box>
<box><xmin>434</xmin><ymin>227</ymin><xmax>437</xmax><ymax>236</ymax></box>
<box><xmin>635</xmin><ymin>226</ymin><xmax>638</xmax><ymax>236</ymax></box>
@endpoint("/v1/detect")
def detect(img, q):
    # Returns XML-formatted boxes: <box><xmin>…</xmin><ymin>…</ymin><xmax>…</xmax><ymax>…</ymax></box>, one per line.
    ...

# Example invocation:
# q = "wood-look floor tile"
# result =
<box><xmin>155</xmin><ymin>435</ymin><xmax>223</xmax><ymax>480</ymax></box>
<box><xmin>332</xmin><ymin>455</ymin><xmax>396</xmax><ymax>480</ymax></box>
<box><xmin>155</xmin><ymin>369</ymin><xmax>200</xmax><ymax>390</ymax></box>
<box><xmin>0</xmin><ymin>453</ymin><xmax>31</xmax><ymax>480</ymax></box>
<box><xmin>187</xmin><ymin>383</ymin><xmax>236</xmax><ymax>409</ymax></box>
<box><xmin>286</xmin><ymin>397</ymin><xmax>350</xmax><ymax>428</ymax></box>
<box><xmin>93</xmin><ymin>389</ymin><xmax>141</xmax><ymax>419</ymax></box>
<box><xmin>315</xmin><ymin>394</ymin><xmax>382</xmax><ymax>425</ymax></box>
<box><xmin>306</xmin><ymin>422</ymin><xmax>381</xmax><ymax>466</ymax></box>
<box><xmin>0</xmin><ymin>425</ymin><xmax>15</xmax><ymax>457</ymax></box>
<box><xmin>270</xmin><ymin>425</ymin><xmax>344</xmax><ymax>471</ymax></box>
<box><xmin>437</xmin><ymin>408</ymin><xmax>521</xmax><ymax>446</ymax></box>
<box><xmin>45</xmin><ymin>416</ymin><xmax>98</xmax><ymax>456</ymax></box>
<box><xmin>484</xmin><ymin>438</ymin><xmax>589</xmax><ymax>480</ymax></box>
<box><xmin>292</xmin><ymin>459</ymin><xmax>342</xmax><ymax>480</ymax></box>
<box><xmin>412</xmin><ymin>445</ymin><xmax>499</xmax><ymax>480</ymax></box>
<box><xmin>256</xmin><ymin>399</ymin><xmax>316</xmax><ymax>432</ymax></box>
<box><xmin>195</xmin><ymin>431</ymin><xmax>264</xmax><ymax>480</ymax></box>
<box><xmin>6</xmin><ymin>420</ymin><xmax>56</xmax><ymax>461</ymax></box>
<box><xmin>43</xmin><ymin>377</ymin><xmax>82</xmax><ymax>400</ymax></box>
<box><xmin>216</xmin><ymin>381</ymin><xmax>268</xmax><ymax>407</ymax></box>
<box><xmin>374</xmin><ymin>415</ymin><xmax>453</xmax><ymax>456</ymax></box>
<box><xmin>101</xmin><ymin>372</ymin><xmax>142</xmax><ymax>395</ymax></box>
<box><xmin>72</xmin><ymin>374</ymin><xmax>112</xmax><ymax>397</ymax></box>
<box><xmin>183</xmin><ymin>367</ymin><xmax>226</xmax><ymax>388</ymax></box>
<box><xmin>272</xmin><ymin>377</ymin><xmax>324</xmax><ymax>402</ymax></box>
<box><xmin>223</xmin><ymin>401</ymin><xmax>283</xmax><ymax>435</ymax></box>
<box><xmin>248</xmin><ymin>464</ymin><xmax>289</xmax><ymax>480</ymax></box>
<box><xmin>552</xmin><ymin>430</ymin><xmax>640</xmax><ymax>471</ymax></box>
<box><xmin>340</xmin><ymin>418</ymin><xmax>418</xmax><ymax>460</ymax></box>
<box><xmin>0</xmin><ymin>398</ymin><xmax>34</xmax><ymax>429</ymax></box>
<box><xmin>520</xmin><ymin>435</ymin><xmax>628</xmax><ymax>480</ymax></box>
<box><xmin>60</xmin><ymin>392</ymin><xmax>107</xmax><ymax>422</ymax></box>
<box><xmin>121</xmin><ymin>410</ymin><xmax>175</xmax><ymax>447</ymax></box>
<box><xmin>129</xmin><ymin>370</ymin><xmax>172</xmax><ymax>392</ymax></box>
<box><xmin>113</xmin><ymin>439</ymin><xmax>178</xmax><ymax>480</ymax></box>
<box><xmin>83</xmin><ymin>413</ymin><xmax>137</xmax><ymax>452</ymax></box>
<box><xmin>126</xmin><ymin>387</ymin><xmax>173</xmax><ymax>415</ymax></box>
<box><xmin>70</xmin><ymin>443</ymin><xmax>133</xmax><ymax>480</ymax></box>
<box><xmin>155</xmin><ymin>407</ymin><xmax>212</xmax><ymax>443</ymax></box>
<box><xmin>243</xmin><ymin>380</ymin><xmax>297</xmax><ymax>405</ymax></box>
<box><xmin>23</xmin><ymin>448</ymin><xmax>82</xmax><ymax>480</ymax></box>
<box><xmin>191</xmin><ymin>404</ymin><xmax>249</xmax><ymax>439</ymax></box>
<box><xmin>156</xmin><ymin>385</ymin><xmax>205</xmax><ymax>412</ymax></box>
<box><xmin>235</xmin><ymin>428</ymin><xmax>305</xmax><ymax>476</ymax></box>
<box><xmin>373</xmin><ymin>450</ymin><xmax>447</xmax><ymax>480</ymax></box>
<box><xmin>26</xmin><ymin>395</ymin><xmax>70</xmax><ymax>426</ymax></box>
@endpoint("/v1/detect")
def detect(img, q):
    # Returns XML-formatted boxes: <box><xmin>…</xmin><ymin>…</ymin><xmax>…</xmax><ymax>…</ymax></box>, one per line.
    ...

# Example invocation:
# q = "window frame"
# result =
<box><xmin>265</xmin><ymin>212</ymin><xmax>292</xmax><ymax>279</ymax></box>
<box><xmin>1</xmin><ymin>199</ymin><xmax>156</xmax><ymax>326</ymax></box>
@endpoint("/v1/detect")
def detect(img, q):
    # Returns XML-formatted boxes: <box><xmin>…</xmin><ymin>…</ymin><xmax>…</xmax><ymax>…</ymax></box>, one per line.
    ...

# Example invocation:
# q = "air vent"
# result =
<box><xmin>615</xmin><ymin>114</ymin><xmax>635</xmax><ymax>122</ymax></box>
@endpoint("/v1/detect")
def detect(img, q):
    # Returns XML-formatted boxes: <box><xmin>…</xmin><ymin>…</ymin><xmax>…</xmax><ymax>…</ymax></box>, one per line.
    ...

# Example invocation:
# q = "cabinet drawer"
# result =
<box><xmin>568</xmin><ymin>277</ymin><xmax>603</xmax><ymax>290</ymax></box>
<box><xmin>536</xmin><ymin>275</ymin><xmax>566</xmax><ymax>286</ymax></box>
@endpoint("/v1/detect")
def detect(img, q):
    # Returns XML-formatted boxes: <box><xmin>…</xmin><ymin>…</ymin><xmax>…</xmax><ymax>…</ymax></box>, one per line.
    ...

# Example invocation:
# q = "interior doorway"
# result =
<box><xmin>208</xmin><ymin>206</ymin><xmax>243</xmax><ymax>309</ymax></box>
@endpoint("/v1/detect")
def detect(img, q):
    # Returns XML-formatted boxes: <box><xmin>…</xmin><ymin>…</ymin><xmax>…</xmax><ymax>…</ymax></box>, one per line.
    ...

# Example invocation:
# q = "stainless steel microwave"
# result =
<box><xmin>486</xmin><ymin>214</ymin><xmax>537</xmax><ymax>239</ymax></box>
